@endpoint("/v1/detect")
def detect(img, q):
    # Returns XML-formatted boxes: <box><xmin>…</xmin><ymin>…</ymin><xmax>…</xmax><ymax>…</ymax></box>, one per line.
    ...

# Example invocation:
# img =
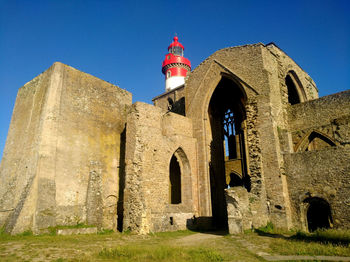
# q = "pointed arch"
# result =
<box><xmin>169</xmin><ymin>147</ymin><xmax>191</xmax><ymax>205</ymax></box>
<box><xmin>285</xmin><ymin>70</ymin><xmax>307</xmax><ymax>105</ymax></box>
<box><xmin>206</xmin><ymin>75</ymin><xmax>251</xmax><ymax>226</ymax></box>
<box><xmin>295</xmin><ymin>131</ymin><xmax>336</xmax><ymax>152</ymax></box>
<box><xmin>185</xmin><ymin>60</ymin><xmax>259</xmax><ymax>220</ymax></box>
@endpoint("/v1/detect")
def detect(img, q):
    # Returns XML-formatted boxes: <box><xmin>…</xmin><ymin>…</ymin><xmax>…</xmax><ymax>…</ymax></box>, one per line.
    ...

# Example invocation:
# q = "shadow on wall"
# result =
<box><xmin>117</xmin><ymin>127</ymin><xmax>126</xmax><ymax>232</ymax></box>
<box><xmin>168</xmin><ymin>97</ymin><xmax>186</xmax><ymax>116</ymax></box>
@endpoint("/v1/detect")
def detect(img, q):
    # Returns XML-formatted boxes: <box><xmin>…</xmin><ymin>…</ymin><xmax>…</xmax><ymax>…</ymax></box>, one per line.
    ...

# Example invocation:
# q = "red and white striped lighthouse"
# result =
<box><xmin>162</xmin><ymin>36</ymin><xmax>191</xmax><ymax>91</ymax></box>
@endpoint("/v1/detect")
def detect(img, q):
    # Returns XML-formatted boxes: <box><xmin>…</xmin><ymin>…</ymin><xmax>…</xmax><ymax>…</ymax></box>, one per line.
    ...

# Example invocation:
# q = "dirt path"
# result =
<box><xmin>174</xmin><ymin>232</ymin><xmax>224</xmax><ymax>245</ymax></box>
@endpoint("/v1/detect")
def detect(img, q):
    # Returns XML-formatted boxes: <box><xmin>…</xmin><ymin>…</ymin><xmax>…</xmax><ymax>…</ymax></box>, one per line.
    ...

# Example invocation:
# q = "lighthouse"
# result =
<box><xmin>162</xmin><ymin>36</ymin><xmax>191</xmax><ymax>91</ymax></box>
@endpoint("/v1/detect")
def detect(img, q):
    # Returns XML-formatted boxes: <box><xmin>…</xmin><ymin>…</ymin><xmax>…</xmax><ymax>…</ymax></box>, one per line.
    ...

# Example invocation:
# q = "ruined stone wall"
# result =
<box><xmin>288</xmin><ymin>90</ymin><xmax>350</xmax><ymax>149</ymax></box>
<box><xmin>123</xmin><ymin>102</ymin><xmax>197</xmax><ymax>234</ymax></box>
<box><xmin>185</xmin><ymin>45</ymin><xmax>268</xmax><ymax>227</ymax></box>
<box><xmin>266</xmin><ymin>44</ymin><xmax>318</xmax><ymax>104</ymax></box>
<box><xmin>0</xmin><ymin>62</ymin><xmax>132</xmax><ymax>234</ymax></box>
<box><xmin>284</xmin><ymin>147</ymin><xmax>350</xmax><ymax>230</ymax></box>
<box><xmin>184</xmin><ymin>44</ymin><xmax>314</xmax><ymax>228</ymax></box>
<box><xmin>285</xmin><ymin>90</ymin><xmax>350</xmax><ymax>229</ymax></box>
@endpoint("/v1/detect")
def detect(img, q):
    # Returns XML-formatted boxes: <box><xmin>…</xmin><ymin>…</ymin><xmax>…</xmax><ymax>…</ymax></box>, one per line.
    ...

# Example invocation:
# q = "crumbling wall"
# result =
<box><xmin>225</xmin><ymin>187</ymin><xmax>253</xmax><ymax>234</ymax></box>
<box><xmin>0</xmin><ymin>62</ymin><xmax>132</xmax><ymax>234</ymax></box>
<box><xmin>284</xmin><ymin>147</ymin><xmax>350</xmax><ymax>229</ymax></box>
<box><xmin>123</xmin><ymin>102</ymin><xmax>197</xmax><ymax>234</ymax></box>
<box><xmin>289</xmin><ymin>90</ymin><xmax>350</xmax><ymax>150</ymax></box>
<box><xmin>285</xmin><ymin>90</ymin><xmax>350</xmax><ymax>229</ymax></box>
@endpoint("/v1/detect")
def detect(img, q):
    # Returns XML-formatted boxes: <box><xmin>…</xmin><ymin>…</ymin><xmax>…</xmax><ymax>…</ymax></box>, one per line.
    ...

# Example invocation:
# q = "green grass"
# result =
<box><xmin>292</xmin><ymin>229</ymin><xmax>350</xmax><ymax>245</ymax></box>
<box><xmin>98</xmin><ymin>246</ymin><xmax>223</xmax><ymax>261</ymax></box>
<box><xmin>0</xmin><ymin>228</ymin><xmax>349</xmax><ymax>261</ymax></box>
<box><xmin>270</xmin><ymin>239</ymin><xmax>350</xmax><ymax>256</ymax></box>
<box><xmin>250</xmin><ymin>224</ymin><xmax>350</xmax><ymax>257</ymax></box>
<box><xmin>97</xmin><ymin>228</ymin><xmax>114</xmax><ymax>235</ymax></box>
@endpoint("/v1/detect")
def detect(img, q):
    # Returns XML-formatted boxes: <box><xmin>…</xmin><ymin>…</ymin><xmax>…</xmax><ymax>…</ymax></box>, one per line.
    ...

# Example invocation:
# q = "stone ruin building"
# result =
<box><xmin>0</xmin><ymin>38</ymin><xmax>349</xmax><ymax>235</ymax></box>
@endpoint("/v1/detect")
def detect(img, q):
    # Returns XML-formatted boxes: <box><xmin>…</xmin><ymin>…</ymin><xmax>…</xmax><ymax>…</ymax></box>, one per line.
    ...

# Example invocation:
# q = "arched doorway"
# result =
<box><xmin>208</xmin><ymin>76</ymin><xmax>249</xmax><ymax>228</ymax></box>
<box><xmin>304</xmin><ymin>197</ymin><xmax>333</xmax><ymax>232</ymax></box>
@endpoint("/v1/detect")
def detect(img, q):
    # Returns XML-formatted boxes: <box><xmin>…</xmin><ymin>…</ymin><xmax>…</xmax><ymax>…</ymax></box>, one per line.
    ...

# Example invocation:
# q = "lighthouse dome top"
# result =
<box><xmin>168</xmin><ymin>36</ymin><xmax>185</xmax><ymax>56</ymax></box>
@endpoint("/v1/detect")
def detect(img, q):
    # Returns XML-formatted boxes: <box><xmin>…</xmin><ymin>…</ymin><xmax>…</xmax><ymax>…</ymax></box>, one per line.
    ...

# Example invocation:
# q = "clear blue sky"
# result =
<box><xmin>0</xmin><ymin>0</ymin><xmax>349</xmax><ymax>157</ymax></box>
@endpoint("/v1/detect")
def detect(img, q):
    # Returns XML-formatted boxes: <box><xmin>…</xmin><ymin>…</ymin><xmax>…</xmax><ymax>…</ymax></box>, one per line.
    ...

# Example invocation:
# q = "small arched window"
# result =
<box><xmin>286</xmin><ymin>75</ymin><xmax>300</xmax><ymax>105</ymax></box>
<box><xmin>169</xmin><ymin>155</ymin><xmax>181</xmax><ymax>204</ymax></box>
<box><xmin>285</xmin><ymin>71</ymin><xmax>306</xmax><ymax>105</ymax></box>
<box><xmin>167</xmin><ymin>71</ymin><xmax>171</xmax><ymax>79</ymax></box>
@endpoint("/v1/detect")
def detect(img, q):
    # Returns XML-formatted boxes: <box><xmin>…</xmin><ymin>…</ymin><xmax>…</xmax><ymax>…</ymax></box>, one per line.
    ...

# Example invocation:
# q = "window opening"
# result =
<box><xmin>169</xmin><ymin>46</ymin><xmax>183</xmax><ymax>56</ymax></box>
<box><xmin>286</xmin><ymin>75</ymin><xmax>301</xmax><ymax>105</ymax></box>
<box><xmin>170</xmin><ymin>155</ymin><xmax>181</xmax><ymax>204</ymax></box>
<box><xmin>223</xmin><ymin>109</ymin><xmax>237</xmax><ymax>159</ymax></box>
<box><xmin>167</xmin><ymin>97</ymin><xmax>174</xmax><ymax>111</ymax></box>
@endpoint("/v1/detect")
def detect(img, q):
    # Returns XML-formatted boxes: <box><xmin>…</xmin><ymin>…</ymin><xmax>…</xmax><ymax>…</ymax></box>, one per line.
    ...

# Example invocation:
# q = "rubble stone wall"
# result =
<box><xmin>285</xmin><ymin>90</ymin><xmax>350</xmax><ymax>229</ymax></box>
<box><xmin>123</xmin><ymin>102</ymin><xmax>197</xmax><ymax>234</ymax></box>
<box><xmin>284</xmin><ymin>147</ymin><xmax>350</xmax><ymax>230</ymax></box>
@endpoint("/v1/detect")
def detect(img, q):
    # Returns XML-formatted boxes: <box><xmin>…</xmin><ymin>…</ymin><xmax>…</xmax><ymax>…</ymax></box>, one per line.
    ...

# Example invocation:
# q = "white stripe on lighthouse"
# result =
<box><xmin>166</xmin><ymin>76</ymin><xmax>185</xmax><ymax>91</ymax></box>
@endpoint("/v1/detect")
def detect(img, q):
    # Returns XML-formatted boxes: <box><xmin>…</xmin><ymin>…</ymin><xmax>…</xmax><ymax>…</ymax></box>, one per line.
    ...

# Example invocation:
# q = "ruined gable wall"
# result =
<box><xmin>185</xmin><ymin>45</ymin><xmax>269</xmax><ymax>226</ymax></box>
<box><xmin>184</xmin><ymin>44</ymin><xmax>313</xmax><ymax>229</ymax></box>
<box><xmin>0</xmin><ymin>62</ymin><xmax>132</xmax><ymax>234</ymax></box>
<box><xmin>123</xmin><ymin>102</ymin><xmax>197</xmax><ymax>234</ymax></box>
<box><xmin>285</xmin><ymin>90</ymin><xmax>350</xmax><ymax>229</ymax></box>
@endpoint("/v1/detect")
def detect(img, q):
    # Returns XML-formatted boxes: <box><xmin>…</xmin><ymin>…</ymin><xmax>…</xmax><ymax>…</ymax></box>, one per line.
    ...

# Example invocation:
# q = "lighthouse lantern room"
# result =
<box><xmin>162</xmin><ymin>36</ymin><xmax>191</xmax><ymax>91</ymax></box>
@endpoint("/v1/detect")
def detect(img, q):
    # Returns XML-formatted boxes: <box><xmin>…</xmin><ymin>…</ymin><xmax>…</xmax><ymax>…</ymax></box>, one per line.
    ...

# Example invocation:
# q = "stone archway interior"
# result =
<box><xmin>208</xmin><ymin>76</ymin><xmax>250</xmax><ymax>228</ymax></box>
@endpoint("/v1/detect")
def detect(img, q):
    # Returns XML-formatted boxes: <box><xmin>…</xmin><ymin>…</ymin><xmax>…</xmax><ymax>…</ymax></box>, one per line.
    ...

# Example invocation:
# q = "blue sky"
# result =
<box><xmin>0</xmin><ymin>0</ymin><xmax>349</xmax><ymax>157</ymax></box>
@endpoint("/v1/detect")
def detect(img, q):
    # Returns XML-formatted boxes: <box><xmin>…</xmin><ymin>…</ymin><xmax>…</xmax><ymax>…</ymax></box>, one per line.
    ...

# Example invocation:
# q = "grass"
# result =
<box><xmin>269</xmin><ymin>239</ymin><xmax>350</xmax><ymax>256</ymax></box>
<box><xmin>251</xmin><ymin>223</ymin><xmax>350</xmax><ymax>257</ymax></box>
<box><xmin>98</xmin><ymin>246</ymin><xmax>223</xmax><ymax>261</ymax></box>
<box><xmin>0</xmin><ymin>227</ymin><xmax>349</xmax><ymax>261</ymax></box>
